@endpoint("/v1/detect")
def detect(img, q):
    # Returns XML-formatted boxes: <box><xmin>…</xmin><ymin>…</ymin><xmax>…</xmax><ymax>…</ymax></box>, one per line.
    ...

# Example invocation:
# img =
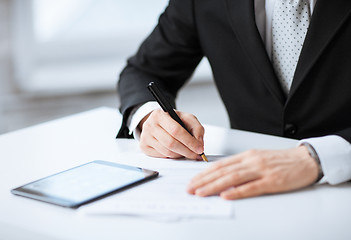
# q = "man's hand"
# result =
<box><xmin>187</xmin><ymin>146</ymin><xmax>319</xmax><ymax>200</ymax></box>
<box><xmin>138</xmin><ymin>109</ymin><xmax>205</xmax><ymax>160</ymax></box>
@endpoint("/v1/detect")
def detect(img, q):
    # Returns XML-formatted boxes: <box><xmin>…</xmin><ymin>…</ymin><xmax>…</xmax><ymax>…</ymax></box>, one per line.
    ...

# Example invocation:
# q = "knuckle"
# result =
<box><xmin>179</xmin><ymin>111</ymin><xmax>190</xmax><ymax>118</ymax></box>
<box><xmin>210</xmin><ymin>185</ymin><xmax>219</xmax><ymax>193</ymax></box>
<box><xmin>139</xmin><ymin>141</ymin><xmax>145</xmax><ymax>150</ymax></box>
<box><xmin>270</xmin><ymin>172</ymin><xmax>284</xmax><ymax>187</ymax></box>
<box><xmin>186</xmin><ymin>153</ymin><xmax>199</xmax><ymax>160</ymax></box>
<box><xmin>170</xmin><ymin>153</ymin><xmax>182</xmax><ymax>159</ymax></box>
<box><xmin>212</xmin><ymin>162</ymin><xmax>223</xmax><ymax>170</ymax></box>
<box><xmin>180</xmin><ymin>112</ymin><xmax>199</xmax><ymax>124</ymax></box>
<box><xmin>169</xmin><ymin>126</ymin><xmax>181</xmax><ymax>137</ymax></box>
<box><xmin>259</xmin><ymin>180</ymin><xmax>271</xmax><ymax>194</ymax></box>
<box><xmin>229</xmin><ymin>172</ymin><xmax>241</xmax><ymax>182</ymax></box>
<box><xmin>139</xmin><ymin>140</ymin><xmax>148</xmax><ymax>151</ymax></box>
<box><xmin>148</xmin><ymin>110</ymin><xmax>157</xmax><ymax>119</ymax></box>
<box><xmin>142</xmin><ymin>116</ymin><xmax>156</xmax><ymax>130</ymax></box>
<box><xmin>150</xmin><ymin>109</ymin><xmax>163</xmax><ymax>121</ymax></box>
<box><xmin>274</xmin><ymin>179</ymin><xmax>284</xmax><ymax>189</ymax></box>
<box><xmin>206</xmin><ymin>183</ymin><xmax>217</xmax><ymax>192</ymax></box>
<box><xmin>142</xmin><ymin>121</ymin><xmax>152</xmax><ymax>131</ymax></box>
<box><xmin>144</xmin><ymin>150</ymin><xmax>155</xmax><ymax>158</ymax></box>
<box><xmin>251</xmin><ymin>154</ymin><xmax>266</xmax><ymax>168</ymax></box>
<box><xmin>140</xmin><ymin>146</ymin><xmax>153</xmax><ymax>157</ymax></box>
<box><xmin>217</xmin><ymin>168</ymin><xmax>227</xmax><ymax>176</ymax></box>
<box><xmin>255</xmin><ymin>155</ymin><xmax>265</xmax><ymax>164</ymax></box>
<box><xmin>153</xmin><ymin>108</ymin><xmax>163</xmax><ymax>116</ymax></box>
<box><xmin>163</xmin><ymin>149</ymin><xmax>174</xmax><ymax>158</ymax></box>
<box><xmin>194</xmin><ymin>125</ymin><xmax>205</xmax><ymax>135</ymax></box>
<box><xmin>246</xmin><ymin>149</ymin><xmax>259</xmax><ymax>156</ymax></box>
<box><xmin>164</xmin><ymin>138</ymin><xmax>177</xmax><ymax>150</ymax></box>
<box><xmin>233</xmin><ymin>188</ymin><xmax>245</xmax><ymax>198</ymax></box>
<box><xmin>186</xmin><ymin>139</ymin><xmax>200</xmax><ymax>151</ymax></box>
<box><xmin>248</xmin><ymin>183</ymin><xmax>260</xmax><ymax>192</ymax></box>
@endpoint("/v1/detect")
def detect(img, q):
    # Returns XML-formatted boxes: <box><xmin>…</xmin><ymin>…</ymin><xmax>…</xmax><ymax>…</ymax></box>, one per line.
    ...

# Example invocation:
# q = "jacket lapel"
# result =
<box><xmin>225</xmin><ymin>0</ymin><xmax>286</xmax><ymax>105</ymax></box>
<box><xmin>289</xmin><ymin>0</ymin><xmax>351</xmax><ymax>100</ymax></box>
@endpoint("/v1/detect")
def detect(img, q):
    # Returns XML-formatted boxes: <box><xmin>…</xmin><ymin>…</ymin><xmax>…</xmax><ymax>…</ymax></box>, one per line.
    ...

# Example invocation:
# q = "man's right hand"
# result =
<box><xmin>138</xmin><ymin>109</ymin><xmax>205</xmax><ymax>160</ymax></box>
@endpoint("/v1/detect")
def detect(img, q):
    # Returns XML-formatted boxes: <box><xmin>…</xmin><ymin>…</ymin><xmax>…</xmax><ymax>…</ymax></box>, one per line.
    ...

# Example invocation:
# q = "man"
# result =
<box><xmin>117</xmin><ymin>0</ymin><xmax>351</xmax><ymax>200</ymax></box>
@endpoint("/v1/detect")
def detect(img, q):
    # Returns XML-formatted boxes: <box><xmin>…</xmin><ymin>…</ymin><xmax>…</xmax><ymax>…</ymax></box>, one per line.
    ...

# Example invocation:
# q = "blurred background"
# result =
<box><xmin>0</xmin><ymin>0</ymin><xmax>229</xmax><ymax>134</ymax></box>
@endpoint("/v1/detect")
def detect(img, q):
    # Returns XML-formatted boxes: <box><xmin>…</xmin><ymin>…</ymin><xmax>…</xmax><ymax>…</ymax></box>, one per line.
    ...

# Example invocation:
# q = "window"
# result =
<box><xmin>12</xmin><ymin>0</ymin><xmax>211</xmax><ymax>95</ymax></box>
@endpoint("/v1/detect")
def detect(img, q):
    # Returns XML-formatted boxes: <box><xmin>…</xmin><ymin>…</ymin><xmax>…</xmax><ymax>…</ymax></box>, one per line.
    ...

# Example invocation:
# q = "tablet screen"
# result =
<box><xmin>11</xmin><ymin>160</ymin><xmax>158</xmax><ymax>208</ymax></box>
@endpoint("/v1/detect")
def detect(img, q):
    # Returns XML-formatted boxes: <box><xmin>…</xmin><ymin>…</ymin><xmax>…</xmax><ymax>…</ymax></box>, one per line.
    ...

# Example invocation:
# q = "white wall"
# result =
<box><xmin>0</xmin><ymin>0</ymin><xmax>226</xmax><ymax>134</ymax></box>
<box><xmin>0</xmin><ymin>0</ymin><xmax>12</xmax><ymax>132</ymax></box>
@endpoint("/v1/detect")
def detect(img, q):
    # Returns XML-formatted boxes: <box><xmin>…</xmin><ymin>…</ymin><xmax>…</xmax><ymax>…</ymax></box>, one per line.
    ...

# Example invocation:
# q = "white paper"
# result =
<box><xmin>80</xmin><ymin>154</ymin><xmax>234</xmax><ymax>221</ymax></box>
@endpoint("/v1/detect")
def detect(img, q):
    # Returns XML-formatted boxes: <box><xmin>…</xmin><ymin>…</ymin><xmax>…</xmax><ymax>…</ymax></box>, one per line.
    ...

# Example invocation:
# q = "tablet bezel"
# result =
<box><xmin>11</xmin><ymin>160</ymin><xmax>159</xmax><ymax>208</ymax></box>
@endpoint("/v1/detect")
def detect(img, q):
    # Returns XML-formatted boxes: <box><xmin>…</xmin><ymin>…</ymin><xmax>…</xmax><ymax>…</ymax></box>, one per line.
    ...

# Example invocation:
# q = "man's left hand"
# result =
<box><xmin>187</xmin><ymin>146</ymin><xmax>319</xmax><ymax>200</ymax></box>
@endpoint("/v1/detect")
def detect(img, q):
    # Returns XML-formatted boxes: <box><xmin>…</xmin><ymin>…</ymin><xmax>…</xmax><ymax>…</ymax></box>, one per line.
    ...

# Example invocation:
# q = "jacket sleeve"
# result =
<box><xmin>335</xmin><ymin>128</ymin><xmax>351</xmax><ymax>144</ymax></box>
<box><xmin>116</xmin><ymin>0</ymin><xmax>203</xmax><ymax>138</ymax></box>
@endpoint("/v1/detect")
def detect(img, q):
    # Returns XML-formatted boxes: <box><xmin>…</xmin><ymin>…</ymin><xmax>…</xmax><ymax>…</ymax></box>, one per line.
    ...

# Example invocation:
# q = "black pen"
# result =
<box><xmin>147</xmin><ymin>82</ymin><xmax>208</xmax><ymax>162</ymax></box>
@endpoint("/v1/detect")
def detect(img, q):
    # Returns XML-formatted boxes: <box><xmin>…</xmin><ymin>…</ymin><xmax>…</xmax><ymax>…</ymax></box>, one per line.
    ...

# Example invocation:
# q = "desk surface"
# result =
<box><xmin>0</xmin><ymin>107</ymin><xmax>350</xmax><ymax>240</ymax></box>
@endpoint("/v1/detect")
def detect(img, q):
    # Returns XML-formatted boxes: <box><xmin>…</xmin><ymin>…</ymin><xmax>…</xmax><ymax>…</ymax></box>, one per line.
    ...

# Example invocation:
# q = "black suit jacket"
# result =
<box><xmin>117</xmin><ymin>0</ymin><xmax>351</xmax><ymax>144</ymax></box>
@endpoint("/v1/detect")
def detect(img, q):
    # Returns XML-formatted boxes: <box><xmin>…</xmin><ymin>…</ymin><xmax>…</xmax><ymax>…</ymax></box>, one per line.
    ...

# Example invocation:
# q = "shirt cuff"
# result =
<box><xmin>299</xmin><ymin>135</ymin><xmax>351</xmax><ymax>185</ymax></box>
<box><xmin>127</xmin><ymin>101</ymin><xmax>160</xmax><ymax>140</ymax></box>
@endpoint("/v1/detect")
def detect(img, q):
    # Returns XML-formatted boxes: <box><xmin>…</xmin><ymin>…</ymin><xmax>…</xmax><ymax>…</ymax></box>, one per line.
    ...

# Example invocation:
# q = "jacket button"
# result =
<box><xmin>285</xmin><ymin>124</ymin><xmax>297</xmax><ymax>136</ymax></box>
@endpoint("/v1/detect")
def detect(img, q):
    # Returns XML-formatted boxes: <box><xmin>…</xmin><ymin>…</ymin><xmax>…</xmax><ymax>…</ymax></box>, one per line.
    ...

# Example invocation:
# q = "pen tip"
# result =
<box><xmin>201</xmin><ymin>153</ymin><xmax>208</xmax><ymax>162</ymax></box>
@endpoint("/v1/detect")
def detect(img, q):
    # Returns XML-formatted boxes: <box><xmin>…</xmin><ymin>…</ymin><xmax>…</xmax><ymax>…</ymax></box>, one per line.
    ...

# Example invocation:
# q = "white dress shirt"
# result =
<box><xmin>126</xmin><ymin>0</ymin><xmax>351</xmax><ymax>185</ymax></box>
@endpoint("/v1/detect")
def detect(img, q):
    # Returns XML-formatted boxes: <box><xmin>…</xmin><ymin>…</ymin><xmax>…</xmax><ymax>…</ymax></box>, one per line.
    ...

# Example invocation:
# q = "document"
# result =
<box><xmin>80</xmin><ymin>154</ymin><xmax>234</xmax><ymax>221</ymax></box>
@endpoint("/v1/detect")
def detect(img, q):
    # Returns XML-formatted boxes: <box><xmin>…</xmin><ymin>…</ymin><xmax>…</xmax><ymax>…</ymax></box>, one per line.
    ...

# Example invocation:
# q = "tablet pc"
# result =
<box><xmin>11</xmin><ymin>160</ymin><xmax>159</xmax><ymax>208</ymax></box>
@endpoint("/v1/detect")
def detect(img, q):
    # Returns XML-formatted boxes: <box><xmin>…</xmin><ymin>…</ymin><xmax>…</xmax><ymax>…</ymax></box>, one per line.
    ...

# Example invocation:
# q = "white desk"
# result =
<box><xmin>0</xmin><ymin>107</ymin><xmax>350</xmax><ymax>240</ymax></box>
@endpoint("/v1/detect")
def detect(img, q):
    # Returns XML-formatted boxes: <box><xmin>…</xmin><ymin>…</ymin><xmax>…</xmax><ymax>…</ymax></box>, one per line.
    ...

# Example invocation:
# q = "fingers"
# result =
<box><xmin>143</xmin><ymin>144</ymin><xmax>182</xmax><ymax>159</ymax></box>
<box><xmin>187</xmin><ymin>153</ymin><xmax>255</xmax><ymax>195</ymax></box>
<box><xmin>139</xmin><ymin>109</ymin><xmax>204</xmax><ymax>160</ymax></box>
<box><xmin>177</xmin><ymin>111</ymin><xmax>205</xmax><ymax>143</ymax></box>
<box><xmin>158</xmin><ymin>111</ymin><xmax>204</xmax><ymax>154</ymax></box>
<box><xmin>187</xmin><ymin>151</ymin><xmax>266</xmax><ymax>198</ymax></box>
<box><xmin>141</xmin><ymin>137</ymin><xmax>183</xmax><ymax>159</ymax></box>
<box><xmin>188</xmin><ymin>167</ymin><xmax>260</xmax><ymax>196</ymax></box>
<box><xmin>220</xmin><ymin>180</ymin><xmax>266</xmax><ymax>200</ymax></box>
<box><xmin>152</xmin><ymin>125</ymin><xmax>201</xmax><ymax>159</ymax></box>
<box><xmin>187</xmin><ymin>162</ymin><xmax>242</xmax><ymax>194</ymax></box>
<box><xmin>187</xmin><ymin>152</ymin><xmax>251</xmax><ymax>192</ymax></box>
<box><xmin>187</xmin><ymin>153</ymin><xmax>266</xmax><ymax>199</ymax></box>
<box><xmin>187</xmin><ymin>147</ymin><xmax>320</xmax><ymax>200</ymax></box>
